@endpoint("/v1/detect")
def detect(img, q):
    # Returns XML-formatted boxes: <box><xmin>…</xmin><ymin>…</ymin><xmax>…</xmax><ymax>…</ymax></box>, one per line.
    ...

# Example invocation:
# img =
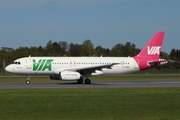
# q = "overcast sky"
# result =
<box><xmin>0</xmin><ymin>0</ymin><xmax>180</xmax><ymax>53</ymax></box>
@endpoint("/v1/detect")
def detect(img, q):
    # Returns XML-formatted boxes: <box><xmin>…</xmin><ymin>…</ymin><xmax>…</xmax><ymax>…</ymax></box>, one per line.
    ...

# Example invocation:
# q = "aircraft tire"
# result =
<box><xmin>77</xmin><ymin>79</ymin><xmax>83</xmax><ymax>84</ymax></box>
<box><xmin>26</xmin><ymin>80</ymin><xmax>30</xmax><ymax>84</ymax></box>
<box><xmin>85</xmin><ymin>79</ymin><xmax>91</xmax><ymax>84</ymax></box>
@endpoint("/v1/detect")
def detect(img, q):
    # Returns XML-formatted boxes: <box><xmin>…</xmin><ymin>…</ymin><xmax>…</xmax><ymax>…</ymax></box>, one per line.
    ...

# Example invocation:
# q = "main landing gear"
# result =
<box><xmin>77</xmin><ymin>77</ymin><xmax>91</xmax><ymax>84</ymax></box>
<box><xmin>26</xmin><ymin>76</ymin><xmax>30</xmax><ymax>84</ymax></box>
<box><xmin>84</xmin><ymin>79</ymin><xmax>91</xmax><ymax>84</ymax></box>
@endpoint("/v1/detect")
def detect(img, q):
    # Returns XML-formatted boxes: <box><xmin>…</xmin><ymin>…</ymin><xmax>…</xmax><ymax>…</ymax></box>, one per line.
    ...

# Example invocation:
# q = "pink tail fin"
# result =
<box><xmin>135</xmin><ymin>31</ymin><xmax>165</xmax><ymax>60</ymax></box>
<box><xmin>133</xmin><ymin>31</ymin><xmax>165</xmax><ymax>70</ymax></box>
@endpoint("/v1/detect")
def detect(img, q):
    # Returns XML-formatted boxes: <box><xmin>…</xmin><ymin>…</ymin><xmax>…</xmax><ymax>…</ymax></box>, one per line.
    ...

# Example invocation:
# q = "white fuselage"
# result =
<box><xmin>5</xmin><ymin>57</ymin><xmax>140</xmax><ymax>76</ymax></box>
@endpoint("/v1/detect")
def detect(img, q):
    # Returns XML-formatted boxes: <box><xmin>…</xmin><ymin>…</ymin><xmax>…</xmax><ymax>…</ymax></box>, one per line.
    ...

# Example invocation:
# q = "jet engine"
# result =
<box><xmin>50</xmin><ymin>71</ymin><xmax>81</xmax><ymax>80</ymax></box>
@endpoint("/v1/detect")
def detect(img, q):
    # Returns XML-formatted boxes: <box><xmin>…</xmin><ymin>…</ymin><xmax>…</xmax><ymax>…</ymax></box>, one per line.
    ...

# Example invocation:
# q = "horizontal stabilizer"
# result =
<box><xmin>148</xmin><ymin>59</ymin><xmax>168</xmax><ymax>66</ymax></box>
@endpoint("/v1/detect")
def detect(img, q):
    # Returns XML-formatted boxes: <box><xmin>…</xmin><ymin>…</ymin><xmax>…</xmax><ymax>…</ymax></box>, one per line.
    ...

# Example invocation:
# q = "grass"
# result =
<box><xmin>0</xmin><ymin>88</ymin><xmax>180</xmax><ymax>120</ymax></box>
<box><xmin>0</xmin><ymin>75</ymin><xmax>180</xmax><ymax>119</ymax></box>
<box><xmin>0</xmin><ymin>74</ymin><xmax>180</xmax><ymax>82</ymax></box>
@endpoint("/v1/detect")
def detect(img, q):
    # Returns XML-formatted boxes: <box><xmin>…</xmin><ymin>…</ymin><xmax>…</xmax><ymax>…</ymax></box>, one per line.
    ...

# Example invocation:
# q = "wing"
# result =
<box><xmin>53</xmin><ymin>62</ymin><xmax>119</xmax><ymax>76</ymax></box>
<box><xmin>72</xmin><ymin>63</ymin><xmax>118</xmax><ymax>76</ymax></box>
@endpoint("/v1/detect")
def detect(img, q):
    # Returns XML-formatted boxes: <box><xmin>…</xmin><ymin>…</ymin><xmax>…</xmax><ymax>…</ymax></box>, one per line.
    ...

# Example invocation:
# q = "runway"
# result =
<box><xmin>0</xmin><ymin>80</ymin><xmax>180</xmax><ymax>89</ymax></box>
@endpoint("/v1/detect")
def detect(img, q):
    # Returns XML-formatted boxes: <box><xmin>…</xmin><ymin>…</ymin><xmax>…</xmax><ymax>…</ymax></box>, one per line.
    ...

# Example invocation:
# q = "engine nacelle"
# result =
<box><xmin>91</xmin><ymin>70</ymin><xmax>103</xmax><ymax>76</ymax></box>
<box><xmin>60</xmin><ymin>71</ymin><xmax>81</xmax><ymax>80</ymax></box>
<box><xmin>50</xmin><ymin>71</ymin><xmax>81</xmax><ymax>81</ymax></box>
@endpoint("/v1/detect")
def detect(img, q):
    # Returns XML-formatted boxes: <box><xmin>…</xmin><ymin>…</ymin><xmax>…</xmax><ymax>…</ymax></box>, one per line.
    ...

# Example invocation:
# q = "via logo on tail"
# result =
<box><xmin>147</xmin><ymin>46</ymin><xmax>161</xmax><ymax>55</ymax></box>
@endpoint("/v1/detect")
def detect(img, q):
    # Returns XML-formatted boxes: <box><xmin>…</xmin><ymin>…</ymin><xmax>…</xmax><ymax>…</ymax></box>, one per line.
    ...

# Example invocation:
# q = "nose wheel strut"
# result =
<box><xmin>26</xmin><ymin>76</ymin><xmax>30</xmax><ymax>84</ymax></box>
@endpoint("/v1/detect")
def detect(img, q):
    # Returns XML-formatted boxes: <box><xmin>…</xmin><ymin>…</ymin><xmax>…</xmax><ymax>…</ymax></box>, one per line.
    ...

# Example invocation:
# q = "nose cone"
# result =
<box><xmin>5</xmin><ymin>65</ymin><xmax>13</xmax><ymax>73</ymax></box>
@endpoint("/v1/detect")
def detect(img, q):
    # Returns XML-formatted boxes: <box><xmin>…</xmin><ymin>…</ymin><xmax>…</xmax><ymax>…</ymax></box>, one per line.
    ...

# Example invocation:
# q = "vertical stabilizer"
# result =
<box><xmin>135</xmin><ymin>31</ymin><xmax>165</xmax><ymax>59</ymax></box>
<box><xmin>133</xmin><ymin>31</ymin><xmax>165</xmax><ymax>70</ymax></box>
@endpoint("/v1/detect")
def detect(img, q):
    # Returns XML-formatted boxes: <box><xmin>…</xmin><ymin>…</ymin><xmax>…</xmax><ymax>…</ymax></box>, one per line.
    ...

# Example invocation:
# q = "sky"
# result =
<box><xmin>0</xmin><ymin>0</ymin><xmax>180</xmax><ymax>54</ymax></box>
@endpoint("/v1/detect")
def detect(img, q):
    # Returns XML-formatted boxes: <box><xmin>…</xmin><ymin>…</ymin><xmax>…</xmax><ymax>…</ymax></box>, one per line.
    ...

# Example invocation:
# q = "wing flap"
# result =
<box><xmin>75</xmin><ymin>63</ymin><xmax>118</xmax><ymax>71</ymax></box>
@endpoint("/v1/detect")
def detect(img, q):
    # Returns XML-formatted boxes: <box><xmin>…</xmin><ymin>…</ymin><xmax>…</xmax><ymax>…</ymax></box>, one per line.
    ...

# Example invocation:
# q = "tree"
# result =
<box><xmin>95</xmin><ymin>46</ymin><xmax>107</xmax><ymax>56</ymax></box>
<box><xmin>106</xmin><ymin>48</ymin><xmax>110</xmax><ymax>56</ymax></box>
<box><xmin>58</xmin><ymin>41</ymin><xmax>68</xmax><ymax>56</ymax></box>
<box><xmin>1</xmin><ymin>47</ymin><xmax>14</xmax><ymax>53</ymax></box>
<box><xmin>0</xmin><ymin>47</ymin><xmax>15</xmax><ymax>71</ymax></box>
<box><xmin>68</xmin><ymin>43</ymin><xmax>82</xmax><ymax>56</ymax></box>
<box><xmin>52</xmin><ymin>42</ymin><xmax>61</xmax><ymax>56</ymax></box>
<box><xmin>81</xmin><ymin>39</ymin><xmax>96</xmax><ymax>56</ymax></box>
<box><xmin>37</xmin><ymin>46</ymin><xmax>45</xmax><ymax>56</ymax></box>
<box><xmin>122</xmin><ymin>42</ymin><xmax>140</xmax><ymax>57</ymax></box>
<box><xmin>46</xmin><ymin>40</ymin><xmax>53</xmax><ymax>56</ymax></box>
<box><xmin>169</xmin><ymin>49</ymin><xmax>180</xmax><ymax>69</ymax></box>
<box><xmin>160</xmin><ymin>51</ymin><xmax>169</xmax><ymax>59</ymax></box>
<box><xmin>109</xmin><ymin>43</ymin><xmax>124</xmax><ymax>56</ymax></box>
<box><xmin>170</xmin><ymin>49</ymin><xmax>177</xmax><ymax>60</ymax></box>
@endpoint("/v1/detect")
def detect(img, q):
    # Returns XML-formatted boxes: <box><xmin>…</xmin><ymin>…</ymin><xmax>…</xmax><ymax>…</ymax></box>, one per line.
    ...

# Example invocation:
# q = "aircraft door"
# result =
<box><xmin>26</xmin><ymin>59</ymin><xmax>31</xmax><ymax>69</ymax></box>
<box><xmin>69</xmin><ymin>61</ymin><xmax>76</xmax><ymax>67</ymax></box>
<box><xmin>69</xmin><ymin>61</ymin><xmax>72</xmax><ymax>67</ymax></box>
<box><xmin>73</xmin><ymin>61</ymin><xmax>76</xmax><ymax>67</ymax></box>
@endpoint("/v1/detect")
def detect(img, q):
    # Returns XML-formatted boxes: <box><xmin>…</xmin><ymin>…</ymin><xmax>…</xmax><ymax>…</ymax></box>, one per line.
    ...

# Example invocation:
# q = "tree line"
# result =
<box><xmin>0</xmin><ymin>39</ymin><xmax>180</xmax><ymax>73</ymax></box>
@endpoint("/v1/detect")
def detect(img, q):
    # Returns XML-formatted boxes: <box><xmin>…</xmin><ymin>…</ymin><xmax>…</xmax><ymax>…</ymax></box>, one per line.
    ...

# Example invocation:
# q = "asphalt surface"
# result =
<box><xmin>0</xmin><ymin>80</ymin><xmax>180</xmax><ymax>89</ymax></box>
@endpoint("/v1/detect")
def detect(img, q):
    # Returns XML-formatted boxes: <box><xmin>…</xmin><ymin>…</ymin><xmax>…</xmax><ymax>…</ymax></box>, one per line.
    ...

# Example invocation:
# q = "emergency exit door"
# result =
<box><xmin>26</xmin><ymin>59</ymin><xmax>31</xmax><ymax>69</ymax></box>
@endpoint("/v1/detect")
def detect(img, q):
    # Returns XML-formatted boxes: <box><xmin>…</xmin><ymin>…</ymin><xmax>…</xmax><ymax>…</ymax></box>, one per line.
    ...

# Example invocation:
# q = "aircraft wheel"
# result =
<box><xmin>26</xmin><ymin>80</ymin><xmax>30</xmax><ymax>84</ymax></box>
<box><xmin>77</xmin><ymin>79</ymin><xmax>83</xmax><ymax>84</ymax></box>
<box><xmin>26</xmin><ymin>76</ymin><xmax>31</xmax><ymax>84</ymax></box>
<box><xmin>85</xmin><ymin>79</ymin><xmax>91</xmax><ymax>84</ymax></box>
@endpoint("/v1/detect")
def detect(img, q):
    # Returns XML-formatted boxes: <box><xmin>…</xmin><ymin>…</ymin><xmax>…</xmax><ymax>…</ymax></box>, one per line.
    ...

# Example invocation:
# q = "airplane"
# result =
<box><xmin>5</xmin><ymin>31</ymin><xmax>166</xmax><ymax>84</ymax></box>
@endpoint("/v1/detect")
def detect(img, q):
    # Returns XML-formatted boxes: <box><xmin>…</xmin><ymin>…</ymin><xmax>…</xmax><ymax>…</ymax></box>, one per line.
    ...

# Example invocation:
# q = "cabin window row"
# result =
<box><xmin>51</xmin><ymin>62</ymin><xmax>130</xmax><ymax>65</ymax></box>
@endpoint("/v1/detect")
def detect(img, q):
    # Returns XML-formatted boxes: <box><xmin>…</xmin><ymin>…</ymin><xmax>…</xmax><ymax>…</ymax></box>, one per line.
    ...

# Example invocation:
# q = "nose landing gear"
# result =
<box><xmin>26</xmin><ymin>76</ymin><xmax>30</xmax><ymax>84</ymax></box>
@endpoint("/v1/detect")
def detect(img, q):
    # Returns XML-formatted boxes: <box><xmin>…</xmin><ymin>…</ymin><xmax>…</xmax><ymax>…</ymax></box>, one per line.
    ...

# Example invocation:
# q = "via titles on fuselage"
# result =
<box><xmin>33</xmin><ymin>59</ymin><xmax>53</xmax><ymax>71</ymax></box>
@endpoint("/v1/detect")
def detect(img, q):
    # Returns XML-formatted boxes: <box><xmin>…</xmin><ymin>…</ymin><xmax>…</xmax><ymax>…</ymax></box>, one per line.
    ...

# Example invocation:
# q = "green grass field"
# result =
<box><xmin>0</xmin><ymin>88</ymin><xmax>180</xmax><ymax>120</ymax></box>
<box><xmin>0</xmin><ymin>75</ymin><xmax>180</xmax><ymax>120</ymax></box>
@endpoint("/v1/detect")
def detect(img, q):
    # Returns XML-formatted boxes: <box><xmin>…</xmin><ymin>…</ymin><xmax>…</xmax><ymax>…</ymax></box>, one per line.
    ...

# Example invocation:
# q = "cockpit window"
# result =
<box><xmin>11</xmin><ymin>61</ymin><xmax>21</xmax><ymax>65</ymax></box>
